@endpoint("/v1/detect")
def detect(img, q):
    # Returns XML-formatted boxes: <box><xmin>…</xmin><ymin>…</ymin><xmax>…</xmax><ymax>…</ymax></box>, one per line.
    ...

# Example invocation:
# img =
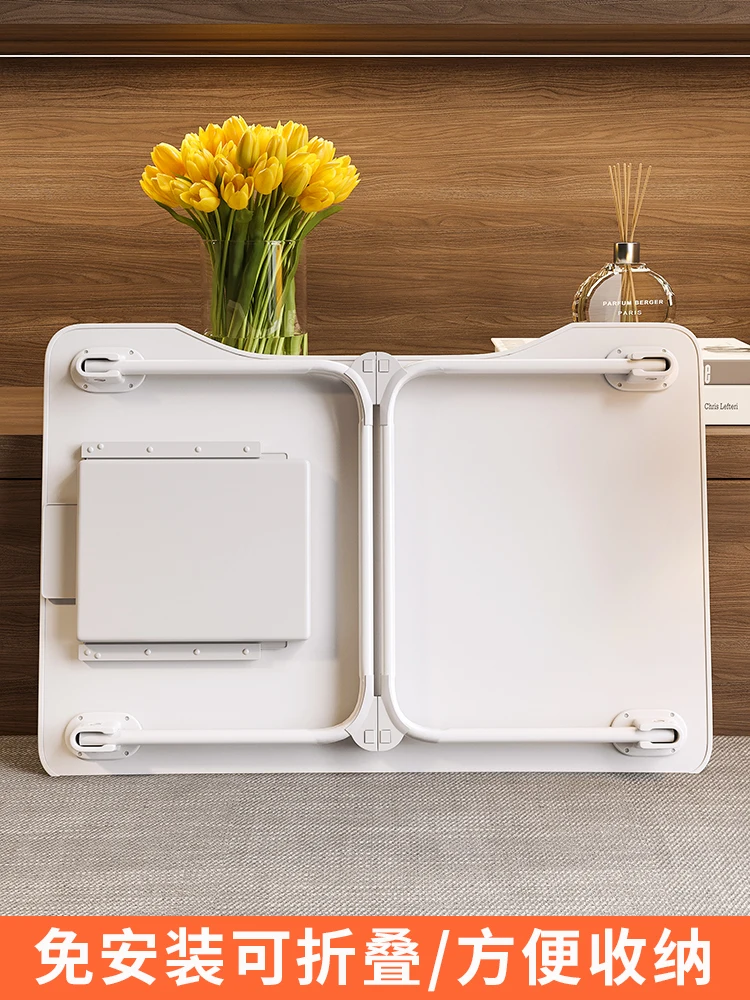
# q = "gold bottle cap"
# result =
<box><xmin>614</xmin><ymin>242</ymin><xmax>640</xmax><ymax>264</ymax></box>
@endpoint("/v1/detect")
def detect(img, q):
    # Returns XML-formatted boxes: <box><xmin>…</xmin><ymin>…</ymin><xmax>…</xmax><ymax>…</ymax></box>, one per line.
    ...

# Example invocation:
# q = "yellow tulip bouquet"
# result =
<box><xmin>140</xmin><ymin>116</ymin><xmax>360</xmax><ymax>354</ymax></box>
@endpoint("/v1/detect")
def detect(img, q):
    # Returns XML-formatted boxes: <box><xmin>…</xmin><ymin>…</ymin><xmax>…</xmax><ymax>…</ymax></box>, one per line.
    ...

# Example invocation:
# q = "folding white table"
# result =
<box><xmin>38</xmin><ymin>321</ymin><xmax>711</xmax><ymax>774</ymax></box>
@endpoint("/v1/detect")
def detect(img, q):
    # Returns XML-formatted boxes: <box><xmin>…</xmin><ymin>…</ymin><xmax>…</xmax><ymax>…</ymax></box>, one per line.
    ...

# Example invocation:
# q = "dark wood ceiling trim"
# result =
<box><xmin>2</xmin><ymin>24</ymin><xmax>750</xmax><ymax>56</ymax></box>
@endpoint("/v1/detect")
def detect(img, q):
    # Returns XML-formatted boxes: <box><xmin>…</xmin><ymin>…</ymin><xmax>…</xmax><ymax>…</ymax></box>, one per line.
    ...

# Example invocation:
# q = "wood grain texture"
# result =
<box><xmin>0</xmin><ymin>435</ymin><xmax>42</xmax><ymax>478</ymax></box>
<box><xmin>707</xmin><ymin>480</ymin><xmax>750</xmax><ymax>735</ymax></box>
<box><xmin>1</xmin><ymin>57</ymin><xmax>749</xmax><ymax>384</ymax></box>
<box><xmin>5</xmin><ymin>24</ymin><xmax>750</xmax><ymax>55</ymax></box>
<box><xmin>0</xmin><ymin>481</ymin><xmax>40</xmax><ymax>736</ymax></box>
<box><xmin>706</xmin><ymin>427</ymin><xmax>750</xmax><ymax>480</ymax></box>
<box><xmin>3</xmin><ymin>2</ymin><xmax>750</xmax><ymax>26</ymax></box>
<box><xmin>0</xmin><ymin>389</ymin><xmax>43</xmax><ymax>433</ymax></box>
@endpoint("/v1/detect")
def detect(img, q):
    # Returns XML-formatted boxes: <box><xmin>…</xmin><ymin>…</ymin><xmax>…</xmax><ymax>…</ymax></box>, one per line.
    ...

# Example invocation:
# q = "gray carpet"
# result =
<box><xmin>1</xmin><ymin>735</ymin><xmax>748</xmax><ymax>916</ymax></box>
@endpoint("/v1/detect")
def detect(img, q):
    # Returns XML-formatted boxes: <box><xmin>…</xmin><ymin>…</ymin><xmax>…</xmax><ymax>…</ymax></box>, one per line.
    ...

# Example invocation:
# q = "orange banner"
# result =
<box><xmin>0</xmin><ymin>917</ymin><xmax>745</xmax><ymax>997</ymax></box>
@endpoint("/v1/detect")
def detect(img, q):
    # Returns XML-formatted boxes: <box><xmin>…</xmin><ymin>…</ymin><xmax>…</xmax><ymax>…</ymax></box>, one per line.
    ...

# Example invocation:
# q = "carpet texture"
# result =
<box><xmin>1</xmin><ymin>735</ymin><xmax>748</xmax><ymax>916</ymax></box>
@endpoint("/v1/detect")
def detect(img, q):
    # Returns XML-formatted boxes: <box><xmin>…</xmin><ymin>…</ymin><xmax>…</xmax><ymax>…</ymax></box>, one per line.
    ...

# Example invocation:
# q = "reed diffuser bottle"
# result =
<box><xmin>573</xmin><ymin>163</ymin><xmax>675</xmax><ymax>323</ymax></box>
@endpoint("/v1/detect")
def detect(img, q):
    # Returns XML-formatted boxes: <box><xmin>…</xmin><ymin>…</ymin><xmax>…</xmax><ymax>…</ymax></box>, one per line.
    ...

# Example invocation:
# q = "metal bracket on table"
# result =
<box><xmin>605</xmin><ymin>347</ymin><xmax>678</xmax><ymax>392</ymax></box>
<box><xmin>611</xmin><ymin>708</ymin><xmax>687</xmax><ymax>756</ymax></box>
<box><xmin>71</xmin><ymin>348</ymin><xmax>146</xmax><ymax>393</ymax></box>
<box><xmin>80</xmin><ymin>441</ymin><xmax>262</xmax><ymax>460</ymax></box>
<box><xmin>78</xmin><ymin>642</ymin><xmax>286</xmax><ymax>662</ymax></box>
<box><xmin>65</xmin><ymin>713</ymin><xmax>143</xmax><ymax>760</ymax></box>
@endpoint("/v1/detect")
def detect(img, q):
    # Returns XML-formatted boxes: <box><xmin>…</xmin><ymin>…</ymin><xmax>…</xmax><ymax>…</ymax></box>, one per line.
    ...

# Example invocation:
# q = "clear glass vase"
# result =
<box><xmin>201</xmin><ymin>238</ymin><xmax>307</xmax><ymax>355</ymax></box>
<box><xmin>573</xmin><ymin>242</ymin><xmax>675</xmax><ymax>323</ymax></box>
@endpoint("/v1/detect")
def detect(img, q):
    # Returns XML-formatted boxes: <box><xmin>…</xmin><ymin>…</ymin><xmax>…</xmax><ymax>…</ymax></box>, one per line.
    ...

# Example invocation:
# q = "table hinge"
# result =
<box><xmin>346</xmin><ymin>695</ymin><xmax>405</xmax><ymax>752</ymax></box>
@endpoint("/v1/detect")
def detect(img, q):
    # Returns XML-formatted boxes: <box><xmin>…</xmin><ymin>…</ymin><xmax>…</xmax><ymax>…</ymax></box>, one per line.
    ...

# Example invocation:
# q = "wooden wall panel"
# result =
<box><xmin>707</xmin><ymin>480</ymin><xmax>750</xmax><ymax>736</ymax></box>
<box><xmin>0</xmin><ymin>435</ymin><xmax>41</xmax><ymax>479</ymax></box>
<box><xmin>706</xmin><ymin>427</ymin><xmax>750</xmax><ymax>480</ymax></box>
<box><xmin>4</xmin><ymin>2</ymin><xmax>750</xmax><ymax>26</ymax></box>
<box><xmin>0</xmin><ymin>481</ymin><xmax>40</xmax><ymax>735</ymax></box>
<box><xmin>6</xmin><ymin>25</ymin><xmax>750</xmax><ymax>56</ymax></box>
<box><xmin>1</xmin><ymin>57</ymin><xmax>749</xmax><ymax>384</ymax></box>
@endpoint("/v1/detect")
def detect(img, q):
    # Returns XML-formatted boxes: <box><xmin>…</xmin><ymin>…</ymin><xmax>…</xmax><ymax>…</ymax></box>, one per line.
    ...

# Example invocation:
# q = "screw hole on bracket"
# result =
<box><xmin>606</xmin><ymin>347</ymin><xmax>678</xmax><ymax>393</ymax></box>
<box><xmin>612</xmin><ymin>709</ymin><xmax>687</xmax><ymax>758</ymax></box>
<box><xmin>65</xmin><ymin>713</ymin><xmax>141</xmax><ymax>761</ymax></box>
<box><xmin>70</xmin><ymin>347</ymin><xmax>145</xmax><ymax>394</ymax></box>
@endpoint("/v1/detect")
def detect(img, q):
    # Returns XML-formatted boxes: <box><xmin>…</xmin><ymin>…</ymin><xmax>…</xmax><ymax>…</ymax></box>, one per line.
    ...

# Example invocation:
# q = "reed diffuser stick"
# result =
<box><xmin>624</xmin><ymin>163</ymin><xmax>631</xmax><ymax>240</ymax></box>
<box><xmin>607</xmin><ymin>161</ymin><xmax>653</xmax><ymax>322</ymax></box>
<box><xmin>633</xmin><ymin>162</ymin><xmax>643</xmax><ymax>233</ymax></box>
<box><xmin>630</xmin><ymin>165</ymin><xmax>652</xmax><ymax>240</ymax></box>
<box><xmin>608</xmin><ymin>165</ymin><xmax>624</xmax><ymax>240</ymax></box>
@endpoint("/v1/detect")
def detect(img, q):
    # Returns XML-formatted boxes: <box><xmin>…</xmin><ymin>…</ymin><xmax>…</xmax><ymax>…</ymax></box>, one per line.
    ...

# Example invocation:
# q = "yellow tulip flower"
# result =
<box><xmin>140</xmin><ymin>119</ymin><xmax>361</xmax><ymax>354</ymax></box>
<box><xmin>307</xmin><ymin>137</ymin><xmax>336</xmax><ymax>167</ymax></box>
<box><xmin>170</xmin><ymin>176</ymin><xmax>193</xmax><ymax>202</ymax></box>
<box><xmin>278</xmin><ymin>120</ymin><xmax>309</xmax><ymax>153</ymax></box>
<box><xmin>298</xmin><ymin>182</ymin><xmax>336</xmax><ymax>213</ymax></box>
<box><xmin>239</xmin><ymin>125</ymin><xmax>293</xmax><ymax>170</ymax></box>
<box><xmin>309</xmin><ymin>163</ymin><xmax>337</xmax><ymax>189</ymax></box>
<box><xmin>311</xmin><ymin>156</ymin><xmax>351</xmax><ymax>186</ymax></box>
<box><xmin>237</xmin><ymin>130</ymin><xmax>257</xmax><ymax>169</ymax></box>
<box><xmin>197</xmin><ymin>122</ymin><xmax>225</xmax><ymax>154</ymax></box>
<box><xmin>156</xmin><ymin>172</ymin><xmax>190</xmax><ymax>207</ymax></box>
<box><xmin>332</xmin><ymin>171</ymin><xmax>360</xmax><ymax>204</ymax></box>
<box><xmin>180</xmin><ymin>133</ymin><xmax>201</xmax><ymax>157</ymax></box>
<box><xmin>321</xmin><ymin>156</ymin><xmax>361</xmax><ymax>204</ymax></box>
<box><xmin>222</xmin><ymin>173</ymin><xmax>254</xmax><ymax>211</ymax></box>
<box><xmin>266</xmin><ymin>134</ymin><xmax>288</xmax><ymax>166</ymax></box>
<box><xmin>281</xmin><ymin>153</ymin><xmax>317</xmax><ymax>198</ymax></box>
<box><xmin>180</xmin><ymin>180</ymin><xmax>220</xmax><ymax>213</ymax></box>
<box><xmin>184</xmin><ymin>147</ymin><xmax>218</xmax><ymax>183</ymax></box>
<box><xmin>140</xmin><ymin>166</ymin><xmax>178</xmax><ymax>208</ymax></box>
<box><xmin>150</xmin><ymin>142</ymin><xmax>184</xmax><ymax>177</ymax></box>
<box><xmin>252</xmin><ymin>125</ymin><xmax>277</xmax><ymax>156</ymax></box>
<box><xmin>252</xmin><ymin>154</ymin><xmax>283</xmax><ymax>195</ymax></box>
<box><xmin>221</xmin><ymin>115</ymin><xmax>249</xmax><ymax>145</ymax></box>
<box><xmin>140</xmin><ymin>166</ymin><xmax>190</xmax><ymax>210</ymax></box>
<box><xmin>214</xmin><ymin>141</ymin><xmax>241</xmax><ymax>176</ymax></box>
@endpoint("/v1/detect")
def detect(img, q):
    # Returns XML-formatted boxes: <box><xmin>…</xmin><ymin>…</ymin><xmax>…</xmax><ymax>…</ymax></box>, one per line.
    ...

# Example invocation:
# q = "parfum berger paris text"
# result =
<box><xmin>573</xmin><ymin>164</ymin><xmax>675</xmax><ymax>324</ymax></box>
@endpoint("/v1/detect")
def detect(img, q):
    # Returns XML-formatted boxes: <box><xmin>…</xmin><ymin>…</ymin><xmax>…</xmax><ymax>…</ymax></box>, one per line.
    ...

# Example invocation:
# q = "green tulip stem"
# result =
<box><xmin>193</xmin><ymin>188</ymin><xmax>328</xmax><ymax>354</ymax></box>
